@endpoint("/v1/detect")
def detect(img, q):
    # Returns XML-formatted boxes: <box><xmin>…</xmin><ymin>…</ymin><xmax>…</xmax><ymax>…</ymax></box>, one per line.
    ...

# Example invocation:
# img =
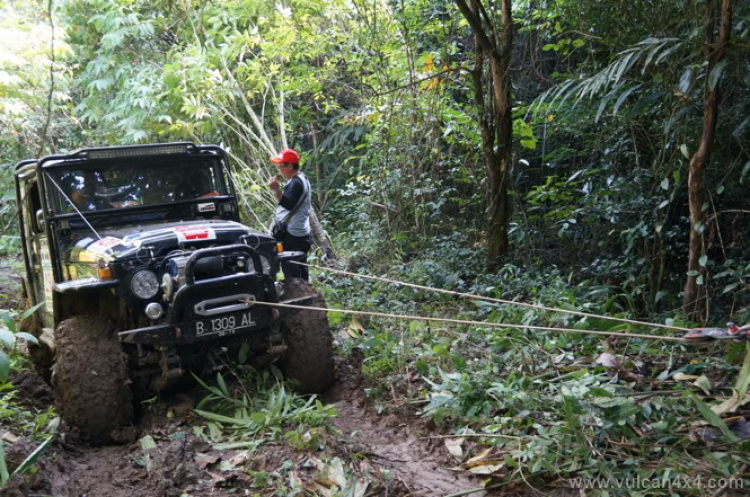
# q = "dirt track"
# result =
<box><xmin>1</xmin><ymin>356</ymin><xmax>486</xmax><ymax>497</ymax></box>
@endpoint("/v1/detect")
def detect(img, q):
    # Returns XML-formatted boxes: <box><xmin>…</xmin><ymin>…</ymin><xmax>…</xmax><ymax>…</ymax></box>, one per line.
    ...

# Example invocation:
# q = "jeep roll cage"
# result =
<box><xmin>14</xmin><ymin>142</ymin><xmax>240</xmax><ymax>285</ymax></box>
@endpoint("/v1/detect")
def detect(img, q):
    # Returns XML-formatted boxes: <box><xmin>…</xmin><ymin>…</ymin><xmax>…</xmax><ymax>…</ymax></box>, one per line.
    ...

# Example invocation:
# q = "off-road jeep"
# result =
<box><xmin>14</xmin><ymin>142</ymin><xmax>333</xmax><ymax>444</ymax></box>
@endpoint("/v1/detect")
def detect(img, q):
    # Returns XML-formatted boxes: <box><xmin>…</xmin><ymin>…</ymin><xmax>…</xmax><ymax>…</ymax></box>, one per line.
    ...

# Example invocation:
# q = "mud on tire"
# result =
<box><xmin>53</xmin><ymin>315</ymin><xmax>133</xmax><ymax>445</ymax></box>
<box><xmin>278</xmin><ymin>279</ymin><xmax>335</xmax><ymax>394</ymax></box>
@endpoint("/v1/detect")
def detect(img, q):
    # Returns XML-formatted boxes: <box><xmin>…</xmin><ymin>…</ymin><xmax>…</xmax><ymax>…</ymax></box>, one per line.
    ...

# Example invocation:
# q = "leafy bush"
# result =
<box><xmin>0</xmin><ymin>305</ymin><xmax>42</xmax><ymax>382</ymax></box>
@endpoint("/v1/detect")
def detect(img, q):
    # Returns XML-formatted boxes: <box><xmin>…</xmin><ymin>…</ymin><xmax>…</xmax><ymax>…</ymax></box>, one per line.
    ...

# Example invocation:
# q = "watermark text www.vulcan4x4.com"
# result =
<box><xmin>567</xmin><ymin>475</ymin><xmax>744</xmax><ymax>491</ymax></box>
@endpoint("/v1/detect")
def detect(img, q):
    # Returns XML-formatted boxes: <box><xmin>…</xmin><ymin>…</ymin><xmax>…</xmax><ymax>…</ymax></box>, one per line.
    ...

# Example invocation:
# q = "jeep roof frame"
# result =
<box><xmin>14</xmin><ymin>142</ymin><xmax>240</xmax><ymax>284</ymax></box>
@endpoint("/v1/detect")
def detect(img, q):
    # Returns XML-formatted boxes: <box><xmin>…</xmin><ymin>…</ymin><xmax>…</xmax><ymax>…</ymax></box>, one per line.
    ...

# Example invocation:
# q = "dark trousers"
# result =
<box><xmin>281</xmin><ymin>233</ymin><xmax>311</xmax><ymax>281</ymax></box>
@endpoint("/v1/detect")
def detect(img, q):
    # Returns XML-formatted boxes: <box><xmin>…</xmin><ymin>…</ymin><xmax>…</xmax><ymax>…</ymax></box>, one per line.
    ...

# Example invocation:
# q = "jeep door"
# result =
<box><xmin>15</xmin><ymin>167</ymin><xmax>54</xmax><ymax>329</ymax></box>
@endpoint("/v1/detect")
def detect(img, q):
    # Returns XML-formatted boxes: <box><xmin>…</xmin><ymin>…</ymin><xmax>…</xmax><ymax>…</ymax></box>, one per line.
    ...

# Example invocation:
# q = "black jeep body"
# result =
<box><xmin>14</xmin><ymin>142</ymin><xmax>333</xmax><ymax>443</ymax></box>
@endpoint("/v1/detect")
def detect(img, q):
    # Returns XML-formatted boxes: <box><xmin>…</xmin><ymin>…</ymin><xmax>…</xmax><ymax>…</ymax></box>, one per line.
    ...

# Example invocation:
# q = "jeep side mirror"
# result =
<box><xmin>35</xmin><ymin>209</ymin><xmax>46</xmax><ymax>233</ymax></box>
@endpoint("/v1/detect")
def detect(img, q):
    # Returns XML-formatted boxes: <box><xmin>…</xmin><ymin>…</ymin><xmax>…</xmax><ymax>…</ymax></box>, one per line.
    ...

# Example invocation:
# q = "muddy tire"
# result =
<box><xmin>27</xmin><ymin>341</ymin><xmax>54</xmax><ymax>383</ymax></box>
<box><xmin>53</xmin><ymin>315</ymin><xmax>133</xmax><ymax>445</ymax></box>
<box><xmin>278</xmin><ymin>279</ymin><xmax>335</xmax><ymax>394</ymax></box>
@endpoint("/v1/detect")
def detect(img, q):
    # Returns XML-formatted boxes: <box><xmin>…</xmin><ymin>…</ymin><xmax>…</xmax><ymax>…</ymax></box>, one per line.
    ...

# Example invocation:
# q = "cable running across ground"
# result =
<box><xmin>290</xmin><ymin>261</ymin><xmax>689</xmax><ymax>332</ymax></box>
<box><xmin>253</xmin><ymin>300</ymin><xmax>687</xmax><ymax>342</ymax></box>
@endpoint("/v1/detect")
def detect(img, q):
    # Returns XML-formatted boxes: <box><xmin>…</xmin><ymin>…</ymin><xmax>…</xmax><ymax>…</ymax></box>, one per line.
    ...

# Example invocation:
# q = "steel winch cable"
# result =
<box><xmin>290</xmin><ymin>261</ymin><xmax>690</xmax><ymax>332</ymax></box>
<box><xmin>253</xmin><ymin>300</ymin><xmax>687</xmax><ymax>342</ymax></box>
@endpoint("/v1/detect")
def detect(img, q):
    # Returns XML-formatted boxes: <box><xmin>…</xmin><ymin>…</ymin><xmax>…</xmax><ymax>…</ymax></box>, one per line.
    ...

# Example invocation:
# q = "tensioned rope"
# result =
<box><xmin>252</xmin><ymin>300</ymin><xmax>687</xmax><ymax>343</ymax></box>
<box><xmin>291</xmin><ymin>261</ymin><xmax>690</xmax><ymax>332</ymax></box>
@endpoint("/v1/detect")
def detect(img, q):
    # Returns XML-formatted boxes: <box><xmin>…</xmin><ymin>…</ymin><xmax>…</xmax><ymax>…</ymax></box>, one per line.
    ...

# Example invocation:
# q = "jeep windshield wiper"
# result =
<box><xmin>44</xmin><ymin>172</ymin><xmax>103</xmax><ymax>240</ymax></box>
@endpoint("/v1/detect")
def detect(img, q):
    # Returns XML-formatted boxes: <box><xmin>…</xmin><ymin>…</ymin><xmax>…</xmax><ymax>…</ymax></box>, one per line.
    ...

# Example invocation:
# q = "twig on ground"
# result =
<box><xmin>428</xmin><ymin>434</ymin><xmax>523</xmax><ymax>441</ymax></box>
<box><xmin>517</xmin><ymin>467</ymin><xmax>552</xmax><ymax>497</ymax></box>
<box><xmin>442</xmin><ymin>481</ymin><xmax>508</xmax><ymax>497</ymax></box>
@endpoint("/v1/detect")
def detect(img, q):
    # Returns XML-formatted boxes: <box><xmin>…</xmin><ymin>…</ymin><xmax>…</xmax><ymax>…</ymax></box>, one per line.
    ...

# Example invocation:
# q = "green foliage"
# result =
<box><xmin>325</xmin><ymin>259</ymin><xmax>749</xmax><ymax>495</ymax></box>
<box><xmin>523</xmin><ymin>0</ymin><xmax>750</xmax><ymax>319</ymax></box>
<box><xmin>0</xmin><ymin>433</ymin><xmax>55</xmax><ymax>487</ymax></box>
<box><xmin>0</xmin><ymin>385</ymin><xmax>56</xmax><ymax>441</ymax></box>
<box><xmin>0</xmin><ymin>304</ymin><xmax>43</xmax><ymax>382</ymax></box>
<box><xmin>0</xmin><ymin>167</ymin><xmax>17</xmax><ymax>248</ymax></box>
<box><xmin>0</xmin><ymin>416</ymin><xmax>56</xmax><ymax>488</ymax></box>
<box><xmin>193</xmin><ymin>369</ymin><xmax>337</xmax><ymax>450</ymax></box>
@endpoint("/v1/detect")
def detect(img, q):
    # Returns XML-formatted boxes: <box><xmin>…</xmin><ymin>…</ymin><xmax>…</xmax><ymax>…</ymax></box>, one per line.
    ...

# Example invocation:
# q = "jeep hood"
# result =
<box><xmin>66</xmin><ymin>220</ymin><xmax>273</xmax><ymax>265</ymax></box>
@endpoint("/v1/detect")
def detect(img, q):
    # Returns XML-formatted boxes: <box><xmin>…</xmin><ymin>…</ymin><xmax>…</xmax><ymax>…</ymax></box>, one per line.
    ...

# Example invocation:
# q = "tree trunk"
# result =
<box><xmin>310</xmin><ymin>124</ymin><xmax>325</xmax><ymax>209</ymax></box>
<box><xmin>683</xmin><ymin>0</ymin><xmax>735</xmax><ymax>320</ymax></box>
<box><xmin>486</xmin><ymin>47</ymin><xmax>512</xmax><ymax>269</ymax></box>
<box><xmin>455</xmin><ymin>0</ymin><xmax>514</xmax><ymax>270</ymax></box>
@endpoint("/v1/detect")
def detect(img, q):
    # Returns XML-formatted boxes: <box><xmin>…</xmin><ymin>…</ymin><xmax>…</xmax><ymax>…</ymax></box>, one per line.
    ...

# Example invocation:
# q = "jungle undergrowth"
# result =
<box><xmin>319</xmin><ymin>241</ymin><xmax>750</xmax><ymax>496</ymax></box>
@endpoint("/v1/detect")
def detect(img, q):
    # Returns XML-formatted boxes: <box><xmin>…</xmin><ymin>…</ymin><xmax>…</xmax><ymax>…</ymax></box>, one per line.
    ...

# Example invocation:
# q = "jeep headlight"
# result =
<box><xmin>130</xmin><ymin>270</ymin><xmax>160</xmax><ymax>299</ymax></box>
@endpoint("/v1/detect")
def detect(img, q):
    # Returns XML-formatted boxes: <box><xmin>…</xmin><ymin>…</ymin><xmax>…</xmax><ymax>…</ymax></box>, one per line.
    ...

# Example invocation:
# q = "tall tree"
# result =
<box><xmin>683</xmin><ymin>0</ymin><xmax>735</xmax><ymax>320</ymax></box>
<box><xmin>454</xmin><ymin>0</ymin><xmax>513</xmax><ymax>269</ymax></box>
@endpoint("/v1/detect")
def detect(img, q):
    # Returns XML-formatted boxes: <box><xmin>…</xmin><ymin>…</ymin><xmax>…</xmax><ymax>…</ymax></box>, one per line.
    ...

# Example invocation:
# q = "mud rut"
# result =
<box><xmin>2</xmin><ymin>359</ymin><xmax>485</xmax><ymax>497</ymax></box>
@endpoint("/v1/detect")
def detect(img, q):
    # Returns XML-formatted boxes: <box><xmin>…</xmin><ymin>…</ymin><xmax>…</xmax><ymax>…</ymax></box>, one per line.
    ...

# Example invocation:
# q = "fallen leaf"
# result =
<box><xmin>466</xmin><ymin>461</ymin><xmax>505</xmax><ymax>475</ymax></box>
<box><xmin>0</xmin><ymin>432</ymin><xmax>19</xmax><ymax>444</ymax></box>
<box><xmin>354</xmin><ymin>479</ymin><xmax>370</xmax><ymax>497</ymax></box>
<box><xmin>309</xmin><ymin>482</ymin><xmax>335</xmax><ymax>497</ymax></box>
<box><xmin>226</xmin><ymin>450</ymin><xmax>251</xmax><ymax>469</ymax></box>
<box><xmin>339</xmin><ymin>478</ymin><xmax>370</xmax><ymax>497</ymax></box>
<box><xmin>139</xmin><ymin>435</ymin><xmax>157</xmax><ymax>451</ymax></box>
<box><xmin>195</xmin><ymin>453</ymin><xmax>220</xmax><ymax>469</ymax></box>
<box><xmin>346</xmin><ymin>315</ymin><xmax>365</xmax><ymax>338</ymax></box>
<box><xmin>168</xmin><ymin>431</ymin><xmax>186</xmax><ymax>440</ymax></box>
<box><xmin>595</xmin><ymin>353</ymin><xmax>622</xmax><ymax>369</ymax></box>
<box><xmin>327</xmin><ymin>457</ymin><xmax>348</xmax><ymax>487</ymax></box>
<box><xmin>313</xmin><ymin>457</ymin><xmax>347</xmax><ymax>488</ymax></box>
<box><xmin>673</xmin><ymin>372</ymin><xmax>700</xmax><ymax>381</ymax></box>
<box><xmin>315</xmin><ymin>477</ymin><xmax>340</xmax><ymax>488</ymax></box>
<box><xmin>289</xmin><ymin>470</ymin><xmax>305</xmax><ymax>490</ymax></box>
<box><xmin>465</xmin><ymin>447</ymin><xmax>493</xmax><ymax>466</ymax></box>
<box><xmin>692</xmin><ymin>375</ymin><xmax>713</xmax><ymax>396</ymax></box>
<box><xmin>207</xmin><ymin>470</ymin><xmax>230</xmax><ymax>486</ymax></box>
<box><xmin>712</xmin><ymin>389</ymin><xmax>750</xmax><ymax>415</ymax></box>
<box><xmin>444</xmin><ymin>437</ymin><xmax>464</xmax><ymax>459</ymax></box>
<box><xmin>46</xmin><ymin>417</ymin><xmax>61</xmax><ymax>433</ymax></box>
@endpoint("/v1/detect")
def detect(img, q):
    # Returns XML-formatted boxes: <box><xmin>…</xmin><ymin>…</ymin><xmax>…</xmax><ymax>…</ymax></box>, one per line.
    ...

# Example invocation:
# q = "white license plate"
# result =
<box><xmin>194</xmin><ymin>311</ymin><xmax>256</xmax><ymax>337</ymax></box>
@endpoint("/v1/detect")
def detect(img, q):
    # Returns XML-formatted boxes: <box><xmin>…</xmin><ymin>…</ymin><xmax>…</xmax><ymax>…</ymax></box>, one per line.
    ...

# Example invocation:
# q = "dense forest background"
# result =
<box><xmin>1</xmin><ymin>1</ymin><xmax>750</xmax><ymax>494</ymax></box>
<box><xmin>3</xmin><ymin>0</ymin><xmax>749</xmax><ymax>325</ymax></box>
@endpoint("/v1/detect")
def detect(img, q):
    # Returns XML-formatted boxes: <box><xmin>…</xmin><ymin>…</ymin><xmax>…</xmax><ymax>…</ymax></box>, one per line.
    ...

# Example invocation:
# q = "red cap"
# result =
<box><xmin>269</xmin><ymin>149</ymin><xmax>300</xmax><ymax>164</ymax></box>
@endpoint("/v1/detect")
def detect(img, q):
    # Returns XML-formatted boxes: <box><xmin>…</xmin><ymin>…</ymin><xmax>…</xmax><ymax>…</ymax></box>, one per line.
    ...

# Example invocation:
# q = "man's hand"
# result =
<box><xmin>269</xmin><ymin>176</ymin><xmax>280</xmax><ymax>192</ymax></box>
<box><xmin>268</xmin><ymin>176</ymin><xmax>282</xmax><ymax>200</ymax></box>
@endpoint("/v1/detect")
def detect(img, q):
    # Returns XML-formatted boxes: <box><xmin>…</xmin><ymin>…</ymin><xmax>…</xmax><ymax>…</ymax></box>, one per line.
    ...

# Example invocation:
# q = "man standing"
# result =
<box><xmin>268</xmin><ymin>149</ymin><xmax>312</xmax><ymax>281</ymax></box>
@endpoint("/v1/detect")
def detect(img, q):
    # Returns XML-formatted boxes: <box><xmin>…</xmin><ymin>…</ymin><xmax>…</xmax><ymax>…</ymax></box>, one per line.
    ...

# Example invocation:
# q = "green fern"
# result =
<box><xmin>533</xmin><ymin>37</ymin><xmax>690</xmax><ymax>120</ymax></box>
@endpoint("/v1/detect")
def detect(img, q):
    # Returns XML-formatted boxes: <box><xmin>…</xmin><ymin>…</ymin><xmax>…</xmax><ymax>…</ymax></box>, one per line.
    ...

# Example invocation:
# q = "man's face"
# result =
<box><xmin>277</xmin><ymin>163</ymin><xmax>295</xmax><ymax>180</ymax></box>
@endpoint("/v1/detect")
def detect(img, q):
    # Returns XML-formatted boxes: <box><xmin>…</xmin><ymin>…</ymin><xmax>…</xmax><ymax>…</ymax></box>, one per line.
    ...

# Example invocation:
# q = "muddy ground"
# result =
<box><xmin>1</xmin><ymin>355</ymin><xmax>506</xmax><ymax>497</ymax></box>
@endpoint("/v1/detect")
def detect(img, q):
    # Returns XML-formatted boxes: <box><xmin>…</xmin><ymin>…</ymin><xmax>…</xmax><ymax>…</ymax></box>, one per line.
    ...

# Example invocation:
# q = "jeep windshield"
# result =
<box><xmin>45</xmin><ymin>158</ymin><xmax>227</xmax><ymax>216</ymax></box>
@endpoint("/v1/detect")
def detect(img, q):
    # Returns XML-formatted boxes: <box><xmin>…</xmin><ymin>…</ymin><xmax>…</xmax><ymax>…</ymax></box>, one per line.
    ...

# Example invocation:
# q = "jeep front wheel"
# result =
<box><xmin>278</xmin><ymin>279</ymin><xmax>335</xmax><ymax>394</ymax></box>
<box><xmin>53</xmin><ymin>315</ymin><xmax>133</xmax><ymax>444</ymax></box>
